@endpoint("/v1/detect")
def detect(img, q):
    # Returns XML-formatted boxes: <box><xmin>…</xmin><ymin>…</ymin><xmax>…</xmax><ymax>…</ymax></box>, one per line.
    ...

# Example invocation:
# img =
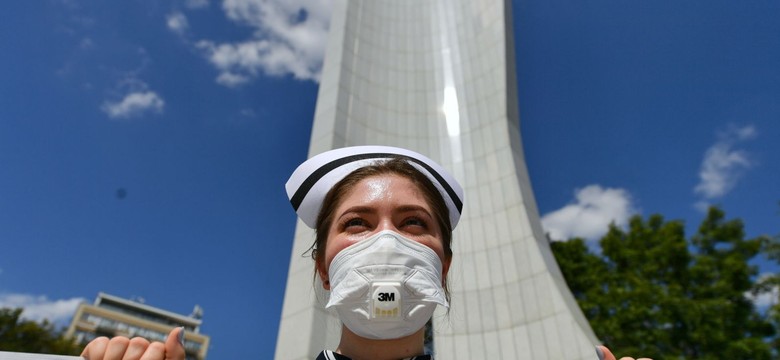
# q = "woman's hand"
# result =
<box><xmin>597</xmin><ymin>345</ymin><xmax>653</xmax><ymax>360</ymax></box>
<box><xmin>81</xmin><ymin>326</ymin><xmax>185</xmax><ymax>360</ymax></box>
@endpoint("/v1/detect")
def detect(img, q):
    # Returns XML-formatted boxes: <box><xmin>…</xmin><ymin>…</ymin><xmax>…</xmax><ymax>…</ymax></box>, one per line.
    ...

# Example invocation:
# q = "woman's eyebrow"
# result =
<box><xmin>394</xmin><ymin>205</ymin><xmax>433</xmax><ymax>216</ymax></box>
<box><xmin>338</xmin><ymin>206</ymin><xmax>375</xmax><ymax>216</ymax></box>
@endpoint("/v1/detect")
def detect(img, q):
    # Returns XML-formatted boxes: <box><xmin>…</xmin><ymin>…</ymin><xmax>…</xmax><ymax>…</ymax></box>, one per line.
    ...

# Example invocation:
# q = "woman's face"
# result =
<box><xmin>319</xmin><ymin>174</ymin><xmax>450</xmax><ymax>289</ymax></box>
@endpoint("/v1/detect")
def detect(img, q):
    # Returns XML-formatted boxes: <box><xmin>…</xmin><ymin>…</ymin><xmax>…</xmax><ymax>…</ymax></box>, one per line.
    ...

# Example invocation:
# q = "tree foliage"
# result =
<box><xmin>551</xmin><ymin>207</ymin><xmax>775</xmax><ymax>359</ymax></box>
<box><xmin>0</xmin><ymin>308</ymin><xmax>81</xmax><ymax>355</ymax></box>
<box><xmin>756</xmin><ymin>231</ymin><xmax>780</xmax><ymax>350</ymax></box>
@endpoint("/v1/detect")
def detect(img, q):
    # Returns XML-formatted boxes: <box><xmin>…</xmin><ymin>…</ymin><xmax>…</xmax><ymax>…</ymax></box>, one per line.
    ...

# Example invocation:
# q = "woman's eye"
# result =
<box><xmin>403</xmin><ymin>217</ymin><xmax>427</xmax><ymax>228</ymax></box>
<box><xmin>344</xmin><ymin>218</ymin><xmax>367</xmax><ymax>229</ymax></box>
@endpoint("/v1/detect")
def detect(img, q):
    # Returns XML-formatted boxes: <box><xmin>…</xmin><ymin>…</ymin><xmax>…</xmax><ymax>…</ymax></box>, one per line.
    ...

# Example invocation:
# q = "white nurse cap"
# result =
<box><xmin>285</xmin><ymin>145</ymin><xmax>464</xmax><ymax>229</ymax></box>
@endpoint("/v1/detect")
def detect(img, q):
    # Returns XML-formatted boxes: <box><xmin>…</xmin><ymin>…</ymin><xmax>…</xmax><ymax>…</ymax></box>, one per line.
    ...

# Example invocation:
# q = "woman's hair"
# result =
<box><xmin>311</xmin><ymin>157</ymin><xmax>453</xmax><ymax>298</ymax></box>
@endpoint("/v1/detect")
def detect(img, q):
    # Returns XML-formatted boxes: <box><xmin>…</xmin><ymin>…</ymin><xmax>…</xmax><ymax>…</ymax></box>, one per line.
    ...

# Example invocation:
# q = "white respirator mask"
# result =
<box><xmin>325</xmin><ymin>230</ymin><xmax>449</xmax><ymax>340</ymax></box>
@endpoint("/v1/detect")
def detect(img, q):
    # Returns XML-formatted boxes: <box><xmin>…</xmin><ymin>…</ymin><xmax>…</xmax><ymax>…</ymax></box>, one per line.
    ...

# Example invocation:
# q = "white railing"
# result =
<box><xmin>0</xmin><ymin>352</ymin><xmax>83</xmax><ymax>359</ymax></box>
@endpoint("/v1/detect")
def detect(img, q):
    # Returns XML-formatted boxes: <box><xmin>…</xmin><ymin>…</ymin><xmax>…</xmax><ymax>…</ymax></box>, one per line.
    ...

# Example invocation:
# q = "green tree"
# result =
<box><xmin>0</xmin><ymin>308</ymin><xmax>81</xmax><ymax>355</ymax></box>
<box><xmin>755</xmin><ymin>231</ymin><xmax>780</xmax><ymax>353</ymax></box>
<box><xmin>551</xmin><ymin>207</ymin><xmax>774</xmax><ymax>359</ymax></box>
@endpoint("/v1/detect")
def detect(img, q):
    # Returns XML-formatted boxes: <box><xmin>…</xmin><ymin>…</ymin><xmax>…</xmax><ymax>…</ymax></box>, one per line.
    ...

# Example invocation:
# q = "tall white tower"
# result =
<box><xmin>275</xmin><ymin>0</ymin><xmax>599</xmax><ymax>359</ymax></box>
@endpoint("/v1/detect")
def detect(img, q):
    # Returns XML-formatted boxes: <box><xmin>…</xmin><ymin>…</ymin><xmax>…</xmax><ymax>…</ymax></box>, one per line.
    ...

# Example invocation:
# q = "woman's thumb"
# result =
<box><xmin>164</xmin><ymin>327</ymin><xmax>187</xmax><ymax>360</ymax></box>
<box><xmin>596</xmin><ymin>345</ymin><xmax>617</xmax><ymax>360</ymax></box>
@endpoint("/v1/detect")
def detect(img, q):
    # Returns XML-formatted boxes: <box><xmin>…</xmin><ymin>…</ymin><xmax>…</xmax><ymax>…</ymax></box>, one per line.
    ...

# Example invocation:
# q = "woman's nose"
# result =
<box><xmin>375</xmin><ymin>219</ymin><xmax>399</xmax><ymax>233</ymax></box>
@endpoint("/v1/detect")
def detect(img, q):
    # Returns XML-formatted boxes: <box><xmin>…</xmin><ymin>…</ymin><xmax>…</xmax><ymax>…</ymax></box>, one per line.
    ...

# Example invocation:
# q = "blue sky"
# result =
<box><xmin>1</xmin><ymin>0</ymin><xmax>778</xmax><ymax>358</ymax></box>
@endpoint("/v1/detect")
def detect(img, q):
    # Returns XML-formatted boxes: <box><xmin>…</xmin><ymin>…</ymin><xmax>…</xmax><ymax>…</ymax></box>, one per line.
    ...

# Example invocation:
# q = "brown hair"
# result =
<box><xmin>311</xmin><ymin>157</ymin><xmax>453</xmax><ymax>297</ymax></box>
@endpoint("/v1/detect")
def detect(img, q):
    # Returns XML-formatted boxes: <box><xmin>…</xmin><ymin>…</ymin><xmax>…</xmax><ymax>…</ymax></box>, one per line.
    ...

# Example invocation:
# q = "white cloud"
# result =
<box><xmin>745</xmin><ymin>274</ymin><xmax>778</xmax><ymax>313</ymax></box>
<box><xmin>196</xmin><ymin>0</ymin><xmax>332</xmax><ymax>84</ymax></box>
<box><xmin>734</xmin><ymin>125</ymin><xmax>757</xmax><ymax>140</ymax></box>
<box><xmin>216</xmin><ymin>70</ymin><xmax>250</xmax><ymax>87</ymax></box>
<box><xmin>747</xmin><ymin>288</ymin><xmax>778</xmax><ymax>312</ymax></box>
<box><xmin>542</xmin><ymin>185</ymin><xmax>636</xmax><ymax>241</ymax></box>
<box><xmin>694</xmin><ymin>125</ymin><xmax>756</xmax><ymax>209</ymax></box>
<box><xmin>102</xmin><ymin>91</ymin><xmax>165</xmax><ymax>119</ymax></box>
<box><xmin>185</xmin><ymin>0</ymin><xmax>209</xmax><ymax>9</ymax></box>
<box><xmin>167</xmin><ymin>12</ymin><xmax>189</xmax><ymax>35</ymax></box>
<box><xmin>79</xmin><ymin>37</ymin><xmax>94</xmax><ymax>49</ymax></box>
<box><xmin>0</xmin><ymin>293</ymin><xmax>86</xmax><ymax>325</ymax></box>
<box><xmin>240</xmin><ymin>108</ymin><xmax>256</xmax><ymax>117</ymax></box>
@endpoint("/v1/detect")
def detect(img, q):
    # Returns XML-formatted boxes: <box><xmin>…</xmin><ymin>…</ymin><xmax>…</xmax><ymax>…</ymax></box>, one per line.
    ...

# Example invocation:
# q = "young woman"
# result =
<box><xmin>289</xmin><ymin>146</ymin><xmax>460</xmax><ymax>360</ymax></box>
<box><xmin>81</xmin><ymin>146</ymin><xmax>638</xmax><ymax>360</ymax></box>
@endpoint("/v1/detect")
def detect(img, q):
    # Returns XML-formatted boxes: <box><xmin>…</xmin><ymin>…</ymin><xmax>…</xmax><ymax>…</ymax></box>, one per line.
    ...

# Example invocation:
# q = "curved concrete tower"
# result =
<box><xmin>276</xmin><ymin>0</ymin><xmax>599</xmax><ymax>359</ymax></box>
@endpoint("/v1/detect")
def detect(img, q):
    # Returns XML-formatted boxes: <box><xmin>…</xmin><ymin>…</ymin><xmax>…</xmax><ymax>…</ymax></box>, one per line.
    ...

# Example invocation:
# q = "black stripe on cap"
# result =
<box><xmin>290</xmin><ymin>152</ymin><xmax>463</xmax><ymax>215</ymax></box>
